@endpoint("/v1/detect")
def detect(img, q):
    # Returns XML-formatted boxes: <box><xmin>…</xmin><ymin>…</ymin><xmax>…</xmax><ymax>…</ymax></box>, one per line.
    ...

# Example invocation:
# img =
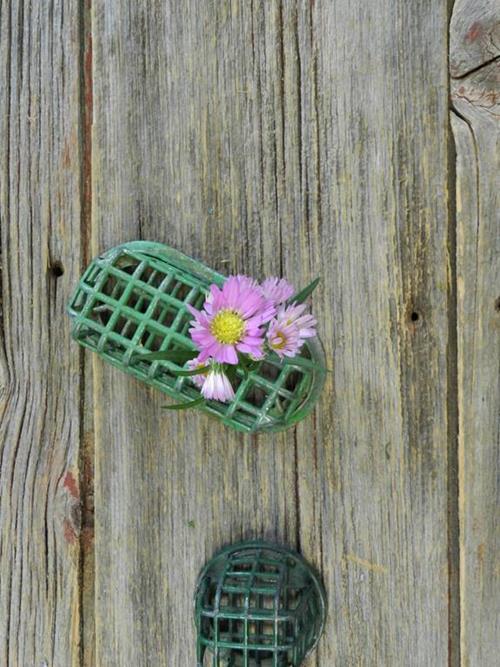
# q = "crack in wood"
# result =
<box><xmin>450</xmin><ymin>53</ymin><xmax>500</xmax><ymax>80</ymax></box>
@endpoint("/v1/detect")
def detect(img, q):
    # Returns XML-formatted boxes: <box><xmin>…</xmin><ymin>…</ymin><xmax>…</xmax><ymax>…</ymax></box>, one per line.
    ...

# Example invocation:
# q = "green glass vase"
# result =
<box><xmin>194</xmin><ymin>541</ymin><xmax>327</xmax><ymax>666</ymax></box>
<box><xmin>67</xmin><ymin>241</ymin><xmax>326</xmax><ymax>433</ymax></box>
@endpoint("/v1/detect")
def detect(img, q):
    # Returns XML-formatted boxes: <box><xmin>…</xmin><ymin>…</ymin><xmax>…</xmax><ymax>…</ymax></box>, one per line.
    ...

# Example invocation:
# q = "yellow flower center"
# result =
<box><xmin>271</xmin><ymin>331</ymin><xmax>287</xmax><ymax>350</ymax></box>
<box><xmin>210</xmin><ymin>309</ymin><xmax>245</xmax><ymax>345</ymax></box>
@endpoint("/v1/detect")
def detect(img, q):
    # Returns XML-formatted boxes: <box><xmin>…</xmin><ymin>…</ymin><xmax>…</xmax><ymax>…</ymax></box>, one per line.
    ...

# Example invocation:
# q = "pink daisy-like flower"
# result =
<box><xmin>266</xmin><ymin>303</ymin><xmax>317</xmax><ymax>358</ymax></box>
<box><xmin>187</xmin><ymin>275</ymin><xmax>276</xmax><ymax>365</ymax></box>
<box><xmin>201</xmin><ymin>368</ymin><xmax>235</xmax><ymax>402</ymax></box>
<box><xmin>186</xmin><ymin>356</ymin><xmax>208</xmax><ymax>389</ymax></box>
<box><xmin>260</xmin><ymin>277</ymin><xmax>295</xmax><ymax>305</ymax></box>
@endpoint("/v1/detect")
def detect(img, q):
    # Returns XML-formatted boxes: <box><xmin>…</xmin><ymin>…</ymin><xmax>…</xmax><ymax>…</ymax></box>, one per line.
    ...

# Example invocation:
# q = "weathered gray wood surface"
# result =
<box><xmin>92</xmin><ymin>1</ymin><xmax>452</xmax><ymax>665</ymax></box>
<box><xmin>0</xmin><ymin>1</ymin><xmax>83</xmax><ymax>665</ymax></box>
<box><xmin>451</xmin><ymin>2</ymin><xmax>500</xmax><ymax>665</ymax></box>
<box><xmin>0</xmin><ymin>0</ymin><xmax>498</xmax><ymax>665</ymax></box>
<box><xmin>450</xmin><ymin>0</ymin><xmax>500</xmax><ymax>78</ymax></box>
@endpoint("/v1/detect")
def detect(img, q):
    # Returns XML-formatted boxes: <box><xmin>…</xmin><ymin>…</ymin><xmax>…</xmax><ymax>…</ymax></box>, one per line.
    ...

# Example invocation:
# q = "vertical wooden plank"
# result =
<box><xmin>92</xmin><ymin>3</ymin><xmax>298</xmax><ymax>665</ymax></box>
<box><xmin>451</xmin><ymin>2</ymin><xmax>500</xmax><ymax>664</ymax></box>
<box><xmin>294</xmin><ymin>1</ymin><xmax>453</xmax><ymax>664</ymax></box>
<box><xmin>0</xmin><ymin>1</ymin><xmax>83</xmax><ymax>665</ymax></box>
<box><xmin>91</xmin><ymin>1</ymin><xmax>453</xmax><ymax>665</ymax></box>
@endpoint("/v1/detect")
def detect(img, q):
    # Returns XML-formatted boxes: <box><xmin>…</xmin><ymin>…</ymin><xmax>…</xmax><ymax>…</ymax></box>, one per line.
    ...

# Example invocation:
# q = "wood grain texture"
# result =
<box><xmin>295</xmin><ymin>1</ymin><xmax>452</xmax><ymax>664</ymax></box>
<box><xmin>91</xmin><ymin>1</ymin><xmax>452</xmax><ymax>665</ymax></box>
<box><xmin>450</xmin><ymin>0</ymin><xmax>500</xmax><ymax>78</ymax></box>
<box><xmin>92</xmin><ymin>3</ymin><xmax>298</xmax><ymax>665</ymax></box>
<box><xmin>7</xmin><ymin>1</ymin><xmax>499</xmax><ymax>665</ymax></box>
<box><xmin>451</xmin><ymin>2</ymin><xmax>500</xmax><ymax>663</ymax></box>
<box><xmin>0</xmin><ymin>1</ymin><xmax>83</xmax><ymax>665</ymax></box>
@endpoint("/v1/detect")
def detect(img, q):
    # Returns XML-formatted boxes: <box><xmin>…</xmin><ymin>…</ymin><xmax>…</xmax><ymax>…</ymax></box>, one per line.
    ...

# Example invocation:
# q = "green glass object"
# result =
<box><xmin>67</xmin><ymin>241</ymin><xmax>326</xmax><ymax>433</ymax></box>
<box><xmin>194</xmin><ymin>541</ymin><xmax>327</xmax><ymax>666</ymax></box>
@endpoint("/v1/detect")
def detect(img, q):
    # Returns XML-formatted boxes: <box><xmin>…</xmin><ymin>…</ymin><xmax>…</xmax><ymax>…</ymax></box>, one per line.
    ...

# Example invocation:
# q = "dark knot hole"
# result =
<box><xmin>49</xmin><ymin>261</ymin><xmax>65</xmax><ymax>278</ymax></box>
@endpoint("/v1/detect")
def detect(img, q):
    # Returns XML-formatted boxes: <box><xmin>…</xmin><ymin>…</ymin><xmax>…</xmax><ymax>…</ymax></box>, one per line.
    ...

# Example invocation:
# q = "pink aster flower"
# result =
<box><xmin>187</xmin><ymin>275</ymin><xmax>276</xmax><ymax>365</ymax></box>
<box><xmin>266</xmin><ymin>303</ymin><xmax>317</xmax><ymax>358</ymax></box>
<box><xmin>260</xmin><ymin>277</ymin><xmax>295</xmax><ymax>305</ymax></box>
<box><xmin>201</xmin><ymin>368</ymin><xmax>235</xmax><ymax>402</ymax></box>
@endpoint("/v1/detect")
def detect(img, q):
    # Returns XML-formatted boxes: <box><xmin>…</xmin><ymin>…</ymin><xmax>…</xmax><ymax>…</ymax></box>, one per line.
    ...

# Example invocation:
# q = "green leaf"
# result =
<box><xmin>239</xmin><ymin>354</ymin><xmax>249</xmax><ymax>371</ymax></box>
<box><xmin>238</xmin><ymin>354</ymin><xmax>260</xmax><ymax>376</ymax></box>
<box><xmin>140</xmin><ymin>349</ymin><xmax>198</xmax><ymax>363</ymax></box>
<box><xmin>267</xmin><ymin>350</ymin><xmax>326</xmax><ymax>372</ymax></box>
<box><xmin>224</xmin><ymin>364</ymin><xmax>239</xmax><ymax>383</ymax></box>
<box><xmin>170</xmin><ymin>366</ymin><xmax>210</xmax><ymax>377</ymax></box>
<box><xmin>162</xmin><ymin>396</ymin><xmax>205</xmax><ymax>410</ymax></box>
<box><xmin>288</xmin><ymin>277</ymin><xmax>320</xmax><ymax>305</ymax></box>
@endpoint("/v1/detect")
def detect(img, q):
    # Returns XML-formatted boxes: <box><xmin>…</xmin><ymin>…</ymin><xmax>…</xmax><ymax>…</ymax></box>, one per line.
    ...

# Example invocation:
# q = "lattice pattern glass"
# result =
<box><xmin>194</xmin><ymin>541</ymin><xmax>327</xmax><ymax>666</ymax></box>
<box><xmin>67</xmin><ymin>242</ymin><xmax>326</xmax><ymax>433</ymax></box>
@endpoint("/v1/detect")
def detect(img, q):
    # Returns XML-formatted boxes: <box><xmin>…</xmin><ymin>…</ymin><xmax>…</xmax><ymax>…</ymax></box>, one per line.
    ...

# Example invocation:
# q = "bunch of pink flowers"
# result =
<box><xmin>184</xmin><ymin>275</ymin><xmax>318</xmax><ymax>403</ymax></box>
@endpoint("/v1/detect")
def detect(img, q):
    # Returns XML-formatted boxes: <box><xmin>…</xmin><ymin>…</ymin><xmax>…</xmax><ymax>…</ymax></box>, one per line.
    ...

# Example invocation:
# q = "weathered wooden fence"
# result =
<box><xmin>0</xmin><ymin>1</ymin><xmax>498</xmax><ymax>665</ymax></box>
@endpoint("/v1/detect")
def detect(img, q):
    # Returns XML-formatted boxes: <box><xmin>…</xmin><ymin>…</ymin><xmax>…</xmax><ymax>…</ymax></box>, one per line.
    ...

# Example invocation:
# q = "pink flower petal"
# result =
<box><xmin>237</xmin><ymin>341</ymin><xmax>264</xmax><ymax>357</ymax></box>
<box><xmin>260</xmin><ymin>277</ymin><xmax>295</xmax><ymax>305</ymax></box>
<box><xmin>201</xmin><ymin>369</ymin><xmax>235</xmax><ymax>402</ymax></box>
<box><xmin>220</xmin><ymin>345</ymin><xmax>239</xmax><ymax>365</ymax></box>
<box><xmin>266</xmin><ymin>302</ymin><xmax>316</xmax><ymax>358</ymax></box>
<box><xmin>186</xmin><ymin>356</ymin><xmax>208</xmax><ymax>388</ymax></box>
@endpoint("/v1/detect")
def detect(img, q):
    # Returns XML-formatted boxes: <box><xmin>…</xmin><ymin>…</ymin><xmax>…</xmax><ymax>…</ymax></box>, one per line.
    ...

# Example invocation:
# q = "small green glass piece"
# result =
<box><xmin>194</xmin><ymin>541</ymin><xmax>327</xmax><ymax>666</ymax></box>
<box><xmin>67</xmin><ymin>241</ymin><xmax>326</xmax><ymax>433</ymax></box>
